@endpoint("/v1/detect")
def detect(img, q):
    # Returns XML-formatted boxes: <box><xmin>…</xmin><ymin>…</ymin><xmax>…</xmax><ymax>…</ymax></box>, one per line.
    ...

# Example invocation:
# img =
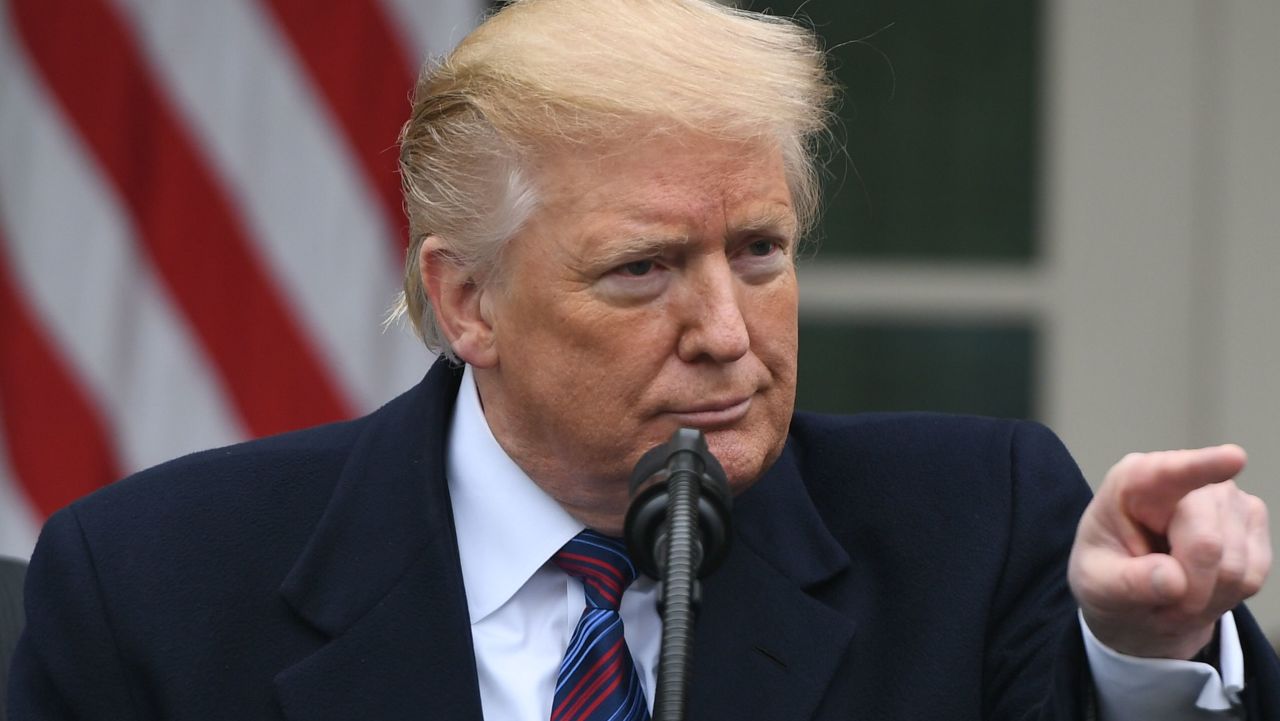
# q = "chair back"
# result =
<box><xmin>0</xmin><ymin>556</ymin><xmax>28</xmax><ymax>721</ymax></box>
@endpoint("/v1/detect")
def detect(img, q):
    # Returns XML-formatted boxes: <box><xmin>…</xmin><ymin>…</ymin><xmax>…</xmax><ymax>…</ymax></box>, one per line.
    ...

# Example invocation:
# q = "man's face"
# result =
<box><xmin>472</xmin><ymin>133</ymin><xmax>799</xmax><ymax>533</ymax></box>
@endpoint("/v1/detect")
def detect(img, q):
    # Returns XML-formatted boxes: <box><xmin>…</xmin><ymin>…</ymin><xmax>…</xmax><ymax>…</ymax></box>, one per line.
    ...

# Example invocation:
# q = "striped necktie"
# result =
<box><xmin>550</xmin><ymin>529</ymin><xmax>651</xmax><ymax>721</ymax></box>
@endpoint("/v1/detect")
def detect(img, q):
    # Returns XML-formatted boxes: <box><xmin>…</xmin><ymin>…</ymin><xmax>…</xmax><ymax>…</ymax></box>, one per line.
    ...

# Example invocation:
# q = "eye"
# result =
<box><xmin>746</xmin><ymin>239</ymin><xmax>779</xmax><ymax>257</ymax></box>
<box><xmin>620</xmin><ymin>259</ymin><xmax>655</xmax><ymax>276</ymax></box>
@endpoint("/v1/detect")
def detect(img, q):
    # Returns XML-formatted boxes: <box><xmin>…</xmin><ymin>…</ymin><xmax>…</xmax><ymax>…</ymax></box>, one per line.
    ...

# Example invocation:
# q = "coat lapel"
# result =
<box><xmin>688</xmin><ymin>442</ymin><xmax>857</xmax><ymax>721</ymax></box>
<box><xmin>269</xmin><ymin>359</ymin><xmax>856</xmax><ymax>721</ymax></box>
<box><xmin>273</xmin><ymin>361</ymin><xmax>482</xmax><ymax>721</ymax></box>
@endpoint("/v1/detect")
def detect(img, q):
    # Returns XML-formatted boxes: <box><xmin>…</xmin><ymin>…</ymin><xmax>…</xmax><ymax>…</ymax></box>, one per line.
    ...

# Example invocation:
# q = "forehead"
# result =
<box><xmin>531</xmin><ymin>133</ymin><xmax>796</xmax><ymax>239</ymax></box>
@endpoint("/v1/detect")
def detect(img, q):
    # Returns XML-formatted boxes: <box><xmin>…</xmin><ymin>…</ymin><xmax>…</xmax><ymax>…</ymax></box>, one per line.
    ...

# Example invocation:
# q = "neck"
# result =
<box><xmin>469</xmin><ymin>366</ymin><xmax>632</xmax><ymax>536</ymax></box>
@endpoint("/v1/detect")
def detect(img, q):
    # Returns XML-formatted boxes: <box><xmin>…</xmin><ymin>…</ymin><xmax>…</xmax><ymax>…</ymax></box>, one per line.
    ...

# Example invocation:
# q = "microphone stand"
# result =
<box><xmin>624</xmin><ymin>428</ymin><xmax>732</xmax><ymax>721</ymax></box>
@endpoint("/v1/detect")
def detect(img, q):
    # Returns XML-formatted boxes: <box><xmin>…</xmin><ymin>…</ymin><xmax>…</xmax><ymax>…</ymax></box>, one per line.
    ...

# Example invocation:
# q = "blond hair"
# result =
<box><xmin>395</xmin><ymin>0</ymin><xmax>835</xmax><ymax>358</ymax></box>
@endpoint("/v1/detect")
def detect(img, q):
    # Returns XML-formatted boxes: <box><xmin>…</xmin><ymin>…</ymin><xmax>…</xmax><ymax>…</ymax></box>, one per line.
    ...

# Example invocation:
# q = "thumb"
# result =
<box><xmin>1079</xmin><ymin>551</ymin><xmax>1188</xmax><ymax>610</ymax></box>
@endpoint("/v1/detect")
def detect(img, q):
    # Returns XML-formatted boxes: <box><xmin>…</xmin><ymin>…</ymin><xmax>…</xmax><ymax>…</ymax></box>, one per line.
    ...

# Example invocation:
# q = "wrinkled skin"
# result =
<box><xmin>423</xmin><ymin>133</ymin><xmax>799</xmax><ymax>535</ymax></box>
<box><xmin>422</xmin><ymin>131</ymin><xmax>1273</xmax><ymax>661</ymax></box>
<box><xmin>1071</xmin><ymin>445</ymin><xmax>1271</xmax><ymax>659</ymax></box>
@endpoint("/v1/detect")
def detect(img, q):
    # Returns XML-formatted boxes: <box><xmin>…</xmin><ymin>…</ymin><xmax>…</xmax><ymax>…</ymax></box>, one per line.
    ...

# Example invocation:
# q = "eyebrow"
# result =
<box><xmin>589</xmin><ymin>232</ymin><xmax>693</xmax><ymax>270</ymax></box>
<box><xmin>730</xmin><ymin>207</ymin><xmax>799</xmax><ymax>242</ymax></box>
<box><xmin>590</xmin><ymin>206</ymin><xmax>799</xmax><ymax>266</ymax></box>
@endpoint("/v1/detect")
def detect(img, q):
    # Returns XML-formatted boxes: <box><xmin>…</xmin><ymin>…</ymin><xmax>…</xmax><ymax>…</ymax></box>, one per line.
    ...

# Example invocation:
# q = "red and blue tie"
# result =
<box><xmin>550</xmin><ymin>530</ymin><xmax>651</xmax><ymax>721</ymax></box>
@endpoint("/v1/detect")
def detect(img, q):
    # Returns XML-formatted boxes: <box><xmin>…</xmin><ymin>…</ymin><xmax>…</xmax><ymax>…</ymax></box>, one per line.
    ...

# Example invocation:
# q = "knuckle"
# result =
<box><xmin>1241</xmin><ymin>576</ymin><xmax>1264</xmax><ymax>598</ymax></box>
<box><xmin>1110</xmin><ymin>453</ymin><xmax>1144</xmax><ymax>480</ymax></box>
<box><xmin>1070</xmin><ymin>560</ymin><xmax>1109</xmax><ymax>601</ymax></box>
<box><xmin>1243</xmin><ymin>565</ymin><xmax>1270</xmax><ymax>597</ymax></box>
<box><xmin>1119</xmin><ymin>452</ymin><xmax>1148</xmax><ymax>471</ymax></box>
<box><xmin>1248</xmin><ymin>494</ymin><xmax>1269</xmax><ymax>523</ymax></box>
<box><xmin>1218</xmin><ymin>555</ymin><xmax>1247</xmax><ymax>585</ymax></box>
<box><xmin>1208</xmin><ymin>481</ymin><xmax>1235</xmax><ymax>502</ymax></box>
<box><xmin>1184</xmin><ymin>484</ymin><xmax>1213</xmax><ymax>504</ymax></box>
<box><xmin>1182</xmin><ymin>533</ymin><xmax>1225</xmax><ymax>568</ymax></box>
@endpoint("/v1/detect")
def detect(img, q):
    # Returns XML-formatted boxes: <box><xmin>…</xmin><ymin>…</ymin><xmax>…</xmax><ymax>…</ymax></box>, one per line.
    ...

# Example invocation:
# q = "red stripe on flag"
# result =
<box><xmin>12</xmin><ymin>0</ymin><xmax>356</xmax><ymax>437</ymax></box>
<box><xmin>260</xmin><ymin>0</ymin><xmax>417</xmax><ymax>257</ymax></box>
<box><xmin>0</xmin><ymin>232</ymin><xmax>123</xmax><ymax>517</ymax></box>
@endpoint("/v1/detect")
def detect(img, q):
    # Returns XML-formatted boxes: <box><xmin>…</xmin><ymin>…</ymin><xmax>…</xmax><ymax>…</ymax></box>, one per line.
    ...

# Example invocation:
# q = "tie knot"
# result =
<box><xmin>552</xmin><ymin>529</ymin><xmax>638</xmax><ymax>610</ymax></box>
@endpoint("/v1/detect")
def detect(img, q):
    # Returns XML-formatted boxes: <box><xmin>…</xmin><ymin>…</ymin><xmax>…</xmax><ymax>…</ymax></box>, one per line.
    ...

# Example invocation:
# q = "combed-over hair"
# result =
<box><xmin>394</xmin><ymin>0</ymin><xmax>835</xmax><ymax>359</ymax></box>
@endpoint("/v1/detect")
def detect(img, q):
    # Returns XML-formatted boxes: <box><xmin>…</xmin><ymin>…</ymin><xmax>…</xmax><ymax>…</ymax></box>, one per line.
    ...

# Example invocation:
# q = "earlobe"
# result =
<box><xmin>419</xmin><ymin>238</ymin><xmax>500</xmax><ymax>368</ymax></box>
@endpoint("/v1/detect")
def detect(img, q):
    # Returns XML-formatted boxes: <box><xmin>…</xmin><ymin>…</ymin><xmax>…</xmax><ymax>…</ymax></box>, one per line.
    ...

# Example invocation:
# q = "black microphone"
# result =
<box><xmin>624</xmin><ymin>427</ymin><xmax>732</xmax><ymax>721</ymax></box>
<box><xmin>625</xmin><ymin>428</ymin><xmax>732</xmax><ymax>582</ymax></box>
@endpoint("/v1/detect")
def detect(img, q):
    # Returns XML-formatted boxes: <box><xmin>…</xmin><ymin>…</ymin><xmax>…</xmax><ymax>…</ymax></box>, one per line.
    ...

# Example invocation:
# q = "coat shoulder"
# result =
<box><xmin>784</xmin><ymin>411</ymin><xmax>1091</xmax><ymax>538</ymax></box>
<box><xmin>47</xmin><ymin>415</ymin><xmax>369</xmax><ymax>586</ymax></box>
<box><xmin>75</xmin><ymin>416</ymin><xmax>363</xmax><ymax>523</ymax></box>
<box><xmin>787</xmin><ymin>410</ymin><xmax>1060</xmax><ymax>478</ymax></box>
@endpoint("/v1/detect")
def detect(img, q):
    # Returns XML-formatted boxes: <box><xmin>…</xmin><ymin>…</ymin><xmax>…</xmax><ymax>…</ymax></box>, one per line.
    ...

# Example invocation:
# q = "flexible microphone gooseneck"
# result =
<box><xmin>624</xmin><ymin>428</ymin><xmax>732</xmax><ymax>721</ymax></box>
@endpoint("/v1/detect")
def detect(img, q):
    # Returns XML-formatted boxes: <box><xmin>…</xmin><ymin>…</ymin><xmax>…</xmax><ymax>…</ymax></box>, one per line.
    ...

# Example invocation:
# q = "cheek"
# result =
<box><xmin>747</xmin><ymin>280</ymin><xmax>799</xmax><ymax>366</ymax></box>
<box><xmin>751</xmin><ymin>284</ymin><xmax>800</xmax><ymax>441</ymax></box>
<box><xmin>522</xmin><ymin>285</ymin><xmax>670</xmax><ymax>351</ymax></box>
<box><xmin>504</xmin><ymin>309</ymin><xmax>674</xmax><ymax>415</ymax></box>
<box><xmin>555</xmin><ymin>300</ymin><xmax>686</xmax><ymax>385</ymax></box>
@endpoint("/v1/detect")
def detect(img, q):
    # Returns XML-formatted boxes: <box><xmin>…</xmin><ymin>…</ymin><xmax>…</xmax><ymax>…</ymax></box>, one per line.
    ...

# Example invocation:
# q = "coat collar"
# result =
<box><xmin>688</xmin><ymin>440</ymin><xmax>857</xmax><ymax>721</ymax></box>
<box><xmin>274</xmin><ymin>360</ymin><xmax>484</xmax><ymax>721</ymax></box>
<box><xmin>273</xmin><ymin>358</ymin><xmax>855</xmax><ymax>721</ymax></box>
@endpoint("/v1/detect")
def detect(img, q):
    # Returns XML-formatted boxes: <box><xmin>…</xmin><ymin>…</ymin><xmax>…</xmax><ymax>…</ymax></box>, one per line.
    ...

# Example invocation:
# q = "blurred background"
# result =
<box><xmin>0</xmin><ymin>0</ymin><xmax>1277</xmax><ymax>634</ymax></box>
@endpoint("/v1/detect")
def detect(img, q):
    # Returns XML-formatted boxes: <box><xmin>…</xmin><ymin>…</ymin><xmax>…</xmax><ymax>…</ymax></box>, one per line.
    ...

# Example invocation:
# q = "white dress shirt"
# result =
<box><xmin>447</xmin><ymin>366</ymin><xmax>661</xmax><ymax>721</ymax></box>
<box><xmin>1083</xmin><ymin>609</ymin><xmax>1243</xmax><ymax>719</ymax></box>
<box><xmin>446</xmin><ymin>366</ymin><xmax>1244</xmax><ymax>720</ymax></box>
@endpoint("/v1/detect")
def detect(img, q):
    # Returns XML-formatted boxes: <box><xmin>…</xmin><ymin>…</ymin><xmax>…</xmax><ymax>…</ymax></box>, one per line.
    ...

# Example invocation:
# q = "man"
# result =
<box><xmin>9</xmin><ymin>0</ymin><xmax>1279</xmax><ymax>719</ymax></box>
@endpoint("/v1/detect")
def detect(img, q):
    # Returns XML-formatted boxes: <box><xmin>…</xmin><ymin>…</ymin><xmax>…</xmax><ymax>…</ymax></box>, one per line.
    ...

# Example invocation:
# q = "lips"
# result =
<box><xmin>664</xmin><ymin>396</ymin><xmax>752</xmax><ymax>428</ymax></box>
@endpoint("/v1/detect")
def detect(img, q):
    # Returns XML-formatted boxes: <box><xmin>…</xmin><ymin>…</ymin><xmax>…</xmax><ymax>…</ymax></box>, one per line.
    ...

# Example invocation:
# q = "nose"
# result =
<box><xmin>676</xmin><ymin>259</ymin><xmax>750</xmax><ymax>364</ymax></box>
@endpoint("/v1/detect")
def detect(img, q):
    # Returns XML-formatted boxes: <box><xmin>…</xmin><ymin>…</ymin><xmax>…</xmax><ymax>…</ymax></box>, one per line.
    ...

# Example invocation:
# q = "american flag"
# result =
<box><xmin>0</xmin><ymin>0</ymin><xmax>482</xmax><ymax>559</ymax></box>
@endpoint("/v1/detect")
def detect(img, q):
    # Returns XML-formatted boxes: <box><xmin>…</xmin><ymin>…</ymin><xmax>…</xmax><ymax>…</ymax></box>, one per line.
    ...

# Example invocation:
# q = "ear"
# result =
<box><xmin>419</xmin><ymin>237</ymin><xmax>500</xmax><ymax>368</ymax></box>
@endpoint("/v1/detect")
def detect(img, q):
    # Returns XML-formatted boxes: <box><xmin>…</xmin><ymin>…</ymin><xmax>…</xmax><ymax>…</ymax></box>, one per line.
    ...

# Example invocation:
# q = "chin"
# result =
<box><xmin>704</xmin><ymin>427</ymin><xmax>784</xmax><ymax>496</ymax></box>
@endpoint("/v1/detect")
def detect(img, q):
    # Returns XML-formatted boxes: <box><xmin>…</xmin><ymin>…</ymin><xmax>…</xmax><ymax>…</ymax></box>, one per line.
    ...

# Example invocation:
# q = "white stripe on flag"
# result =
<box><xmin>0</xmin><ymin>9</ymin><xmax>246</xmax><ymax>473</ymax></box>
<box><xmin>0</xmin><ymin>407</ymin><xmax>41</xmax><ymax>560</ymax></box>
<box><xmin>379</xmin><ymin>0</ymin><xmax>483</xmax><ymax>67</ymax></box>
<box><xmin>0</xmin><ymin>1</ymin><xmax>479</xmax><ymax>559</ymax></box>
<box><xmin>108</xmin><ymin>0</ymin><xmax>430</xmax><ymax>411</ymax></box>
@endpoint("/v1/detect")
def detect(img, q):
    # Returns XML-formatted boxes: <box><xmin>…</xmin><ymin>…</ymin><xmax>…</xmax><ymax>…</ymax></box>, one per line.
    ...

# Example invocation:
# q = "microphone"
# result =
<box><xmin>625</xmin><ymin>428</ymin><xmax>732</xmax><ymax>582</ymax></box>
<box><xmin>624</xmin><ymin>428</ymin><xmax>732</xmax><ymax>721</ymax></box>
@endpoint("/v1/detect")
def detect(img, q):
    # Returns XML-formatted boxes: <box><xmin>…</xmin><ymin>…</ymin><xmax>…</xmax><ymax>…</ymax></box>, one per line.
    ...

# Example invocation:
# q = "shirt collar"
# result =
<box><xmin>446</xmin><ymin>365</ymin><xmax>584</xmax><ymax>623</ymax></box>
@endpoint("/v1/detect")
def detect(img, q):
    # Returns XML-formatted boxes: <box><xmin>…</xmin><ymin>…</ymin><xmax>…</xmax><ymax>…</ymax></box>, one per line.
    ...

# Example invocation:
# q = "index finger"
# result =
<box><xmin>1114</xmin><ymin>444</ymin><xmax>1247</xmax><ymax>533</ymax></box>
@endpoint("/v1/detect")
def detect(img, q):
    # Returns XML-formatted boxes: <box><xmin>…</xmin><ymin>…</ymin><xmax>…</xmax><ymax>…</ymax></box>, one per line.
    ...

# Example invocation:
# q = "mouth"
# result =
<box><xmin>663</xmin><ymin>396</ymin><xmax>752</xmax><ymax>428</ymax></box>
